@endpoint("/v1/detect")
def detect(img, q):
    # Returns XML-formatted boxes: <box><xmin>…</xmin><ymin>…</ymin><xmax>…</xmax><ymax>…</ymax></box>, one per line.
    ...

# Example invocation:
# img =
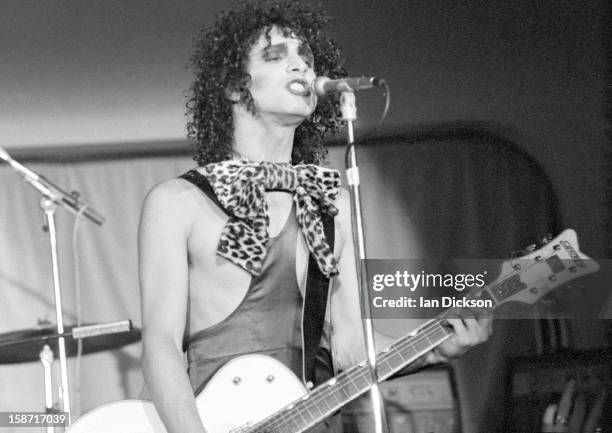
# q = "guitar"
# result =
<box><xmin>66</xmin><ymin>229</ymin><xmax>599</xmax><ymax>433</ymax></box>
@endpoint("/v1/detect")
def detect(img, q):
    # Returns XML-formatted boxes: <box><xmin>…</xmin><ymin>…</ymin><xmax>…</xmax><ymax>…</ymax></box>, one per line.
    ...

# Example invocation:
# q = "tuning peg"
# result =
<box><xmin>509</xmin><ymin>244</ymin><xmax>536</xmax><ymax>258</ymax></box>
<box><xmin>540</xmin><ymin>233</ymin><xmax>553</xmax><ymax>245</ymax></box>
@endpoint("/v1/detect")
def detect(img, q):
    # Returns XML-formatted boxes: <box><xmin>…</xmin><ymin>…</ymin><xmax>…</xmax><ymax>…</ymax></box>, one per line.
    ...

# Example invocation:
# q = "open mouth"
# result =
<box><xmin>287</xmin><ymin>79</ymin><xmax>312</xmax><ymax>97</ymax></box>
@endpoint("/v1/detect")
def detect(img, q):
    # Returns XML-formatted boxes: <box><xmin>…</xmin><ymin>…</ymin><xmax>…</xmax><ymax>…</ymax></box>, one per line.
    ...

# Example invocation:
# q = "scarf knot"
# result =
<box><xmin>202</xmin><ymin>159</ymin><xmax>340</xmax><ymax>277</ymax></box>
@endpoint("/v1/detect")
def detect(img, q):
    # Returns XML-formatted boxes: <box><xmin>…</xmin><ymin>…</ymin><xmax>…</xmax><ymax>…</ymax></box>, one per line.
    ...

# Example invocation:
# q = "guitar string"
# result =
<box><xmin>267</xmin><ymin>321</ymin><xmax>450</xmax><ymax>432</ymax></box>
<box><xmin>252</xmin><ymin>319</ymin><xmax>451</xmax><ymax>433</ymax></box>
<box><xmin>259</xmin><ymin>323</ymin><xmax>449</xmax><ymax>432</ymax></box>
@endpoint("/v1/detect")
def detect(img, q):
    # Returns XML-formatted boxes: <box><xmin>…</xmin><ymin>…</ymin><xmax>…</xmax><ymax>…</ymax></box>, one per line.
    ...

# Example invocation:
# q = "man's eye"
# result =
<box><xmin>264</xmin><ymin>49</ymin><xmax>283</xmax><ymax>61</ymax></box>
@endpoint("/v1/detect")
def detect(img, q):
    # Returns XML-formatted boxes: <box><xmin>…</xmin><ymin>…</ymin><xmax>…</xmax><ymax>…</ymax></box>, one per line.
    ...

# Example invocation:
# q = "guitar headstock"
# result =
<box><xmin>486</xmin><ymin>229</ymin><xmax>599</xmax><ymax>307</ymax></box>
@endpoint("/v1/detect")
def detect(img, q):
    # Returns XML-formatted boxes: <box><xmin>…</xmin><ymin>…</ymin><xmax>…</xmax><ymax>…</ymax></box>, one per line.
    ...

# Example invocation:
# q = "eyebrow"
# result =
<box><xmin>263</xmin><ymin>43</ymin><xmax>288</xmax><ymax>54</ymax></box>
<box><xmin>261</xmin><ymin>43</ymin><xmax>314</xmax><ymax>67</ymax></box>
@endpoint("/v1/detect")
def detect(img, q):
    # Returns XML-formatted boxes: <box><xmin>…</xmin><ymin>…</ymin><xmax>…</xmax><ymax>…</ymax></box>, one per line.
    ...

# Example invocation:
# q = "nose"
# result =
<box><xmin>287</xmin><ymin>53</ymin><xmax>309</xmax><ymax>75</ymax></box>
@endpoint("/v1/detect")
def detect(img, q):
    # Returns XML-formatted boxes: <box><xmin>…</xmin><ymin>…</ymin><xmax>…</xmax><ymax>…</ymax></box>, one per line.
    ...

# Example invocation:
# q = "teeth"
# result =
<box><xmin>289</xmin><ymin>82</ymin><xmax>305</xmax><ymax>92</ymax></box>
<box><xmin>288</xmin><ymin>81</ymin><xmax>309</xmax><ymax>95</ymax></box>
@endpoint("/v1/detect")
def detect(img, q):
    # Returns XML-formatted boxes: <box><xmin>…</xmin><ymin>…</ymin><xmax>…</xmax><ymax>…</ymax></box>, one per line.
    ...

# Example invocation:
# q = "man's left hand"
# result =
<box><xmin>427</xmin><ymin>317</ymin><xmax>493</xmax><ymax>363</ymax></box>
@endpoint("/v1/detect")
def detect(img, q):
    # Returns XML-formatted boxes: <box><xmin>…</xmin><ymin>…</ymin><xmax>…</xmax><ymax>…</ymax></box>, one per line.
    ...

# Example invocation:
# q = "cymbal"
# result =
<box><xmin>0</xmin><ymin>323</ymin><xmax>141</xmax><ymax>364</ymax></box>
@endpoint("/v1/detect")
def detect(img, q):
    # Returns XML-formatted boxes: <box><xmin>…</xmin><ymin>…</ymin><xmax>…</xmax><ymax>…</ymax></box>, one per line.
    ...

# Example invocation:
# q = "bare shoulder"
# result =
<box><xmin>143</xmin><ymin>177</ymin><xmax>194</xmax><ymax>208</ymax></box>
<box><xmin>138</xmin><ymin>179</ymin><xmax>193</xmax><ymax>243</ymax></box>
<box><xmin>141</xmin><ymin>175</ymin><xmax>222</xmax><ymax>223</ymax></box>
<box><xmin>139</xmin><ymin>174</ymin><xmax>230</xmax><ymax>267</ymax></box>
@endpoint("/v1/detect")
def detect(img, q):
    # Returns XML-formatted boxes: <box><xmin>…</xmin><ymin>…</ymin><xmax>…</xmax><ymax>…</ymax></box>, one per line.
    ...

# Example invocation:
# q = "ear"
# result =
<box><xmin>224</xmin><ymin>86</ymin><xmax>242</xmax><ymax>103</ymax></box>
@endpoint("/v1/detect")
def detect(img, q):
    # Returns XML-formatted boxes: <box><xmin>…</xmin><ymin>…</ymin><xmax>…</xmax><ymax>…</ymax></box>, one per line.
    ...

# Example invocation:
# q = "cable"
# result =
<box><xmin>71</xmin><ymin>204</ymin><xmax>89</xmax><ymax>418</ymax></box>
<box><xmin>354</xmin><ymin>79</ymin><xmax>391</xmax><ymax>144</ymax></box>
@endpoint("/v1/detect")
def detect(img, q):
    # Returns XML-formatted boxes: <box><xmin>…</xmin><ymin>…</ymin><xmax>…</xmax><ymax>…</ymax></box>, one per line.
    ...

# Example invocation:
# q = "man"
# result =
<box><xmin>139</xmin><ymin>2</ymin><xmax>492</xmax><ymax>433</ymax></box>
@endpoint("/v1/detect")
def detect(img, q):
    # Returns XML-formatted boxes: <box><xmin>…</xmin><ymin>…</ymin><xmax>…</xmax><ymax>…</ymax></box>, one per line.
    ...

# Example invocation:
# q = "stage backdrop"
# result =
<box><xmin>0</xmin><ymin>128</ymin><xmax>584</xmax><ymax>432</ymax></box>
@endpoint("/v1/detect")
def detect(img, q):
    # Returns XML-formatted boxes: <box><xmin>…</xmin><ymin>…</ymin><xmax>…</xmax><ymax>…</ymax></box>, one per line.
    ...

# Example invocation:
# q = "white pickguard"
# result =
<box><xmin>196</xmin><ymin>354</ymin><xmax>308</xmax><ymax>432</ymax></box>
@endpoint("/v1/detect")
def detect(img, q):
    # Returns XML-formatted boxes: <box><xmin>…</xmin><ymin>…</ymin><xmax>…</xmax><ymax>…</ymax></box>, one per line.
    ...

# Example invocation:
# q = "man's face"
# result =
<box><xmin>243</xmin><ymin>26</ymin><xmax>317</xmax><ymax>124</ymax></box>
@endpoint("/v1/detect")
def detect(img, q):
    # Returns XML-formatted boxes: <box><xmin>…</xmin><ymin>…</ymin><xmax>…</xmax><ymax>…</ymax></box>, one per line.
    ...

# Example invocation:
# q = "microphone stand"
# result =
<box><xmin>340</xmin><ymin>91</ymin><xmax>389</xmax><ymax>433</ymax></box>
<box><xmin>0</xmin><ymin>147</ymin><xmax>105</xmax><ymax>425</ymax></box>
<box><xmin>42</xmin><ymin>196</ymin><xmax>73</xmax><ymax>425</ymax></box>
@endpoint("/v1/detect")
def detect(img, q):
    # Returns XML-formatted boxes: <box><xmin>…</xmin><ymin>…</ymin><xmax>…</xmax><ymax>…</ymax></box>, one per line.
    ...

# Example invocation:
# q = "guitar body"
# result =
<box><xmin>65</xmin><ymin>400</ymin><xmax>163</xmax><ymax>433</ymax></box>
<box><xmin>67</xmin><ymin>355</ymin><xmax>308</xmax><ymax>433</ymax></box>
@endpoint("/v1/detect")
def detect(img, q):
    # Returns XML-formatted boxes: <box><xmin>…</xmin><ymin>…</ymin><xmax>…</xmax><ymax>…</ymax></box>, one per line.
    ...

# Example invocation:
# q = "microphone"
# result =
<box><xmin>313</xmin><ymin>76</ymin><xmax>383</xmax><ymax>96</ymax></box>
<box><xmin>0</xmin><ymin>146</ymin><xmax>105</xmax><ymax>225</ymax></box>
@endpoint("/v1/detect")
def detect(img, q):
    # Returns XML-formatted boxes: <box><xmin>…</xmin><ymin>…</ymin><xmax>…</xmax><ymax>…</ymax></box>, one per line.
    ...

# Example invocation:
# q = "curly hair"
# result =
<box><xmin>185</xmin><ymin>0</ymin><xmax>347</xmax><ymax>165</ymax></box>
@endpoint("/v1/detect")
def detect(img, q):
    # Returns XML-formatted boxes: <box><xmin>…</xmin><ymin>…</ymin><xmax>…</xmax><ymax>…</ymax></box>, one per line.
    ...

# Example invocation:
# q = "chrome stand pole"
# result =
<box><xmin>341</xmin><ymin>91</ymin><xmax>388</xmax><ymax>433</ymax></box>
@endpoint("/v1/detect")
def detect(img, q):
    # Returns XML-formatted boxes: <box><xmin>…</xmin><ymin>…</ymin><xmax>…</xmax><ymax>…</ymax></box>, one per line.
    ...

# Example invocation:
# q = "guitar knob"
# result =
<box><xmin>266</xmin><ymin>375</ymin><xmax>275</xmax><ymax>383</ymax></box>
<box><xmin>553</xmin><ymin>244</ymin><xmax>561</xmax><ymax>251</ymax></box>
<box><xmin>233</xmin><ymin>376</ymin><xmax>242</xmax><ymax>385</ymax></box>
<box><xmin>569</xmin><ymin>266</ymin><xmax>577</xmax><ymax>272</ymax></box>
<box><xmin>535</xmin><ymin>256</ymin><xmax>542</xmax><ymax>261</ymax></box>
<box><xmin>548</xmin><ymin>275</ymin><xmax>557</xmax><ymax>281</ymax></box>
<box><xmin>513</xmin><ymin>264</ymin><xmax>521</xmax><ymax>271</ymax></box>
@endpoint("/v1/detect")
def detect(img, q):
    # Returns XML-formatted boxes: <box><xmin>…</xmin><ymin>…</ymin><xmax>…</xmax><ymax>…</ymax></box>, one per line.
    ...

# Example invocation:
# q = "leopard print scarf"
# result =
<box><xmin>202</xmin><ymin>159</ymin><xmax>341</xmax><ymax>277</ymax></box>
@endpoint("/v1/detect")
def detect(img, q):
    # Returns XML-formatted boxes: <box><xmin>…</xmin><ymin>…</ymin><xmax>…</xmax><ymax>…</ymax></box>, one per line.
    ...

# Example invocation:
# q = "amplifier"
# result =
<box><xmin>342</xmin><ymin>366</ymin><xmax>459</xmax><ymax>433</ymax></box>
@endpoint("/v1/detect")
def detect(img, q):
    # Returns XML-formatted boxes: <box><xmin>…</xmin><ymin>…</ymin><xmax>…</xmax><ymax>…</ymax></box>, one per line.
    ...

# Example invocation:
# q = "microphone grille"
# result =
<box><xmin>313</xmin><ymin>76</ymin><xmax>330</xmax><ymax>96</ymax></box>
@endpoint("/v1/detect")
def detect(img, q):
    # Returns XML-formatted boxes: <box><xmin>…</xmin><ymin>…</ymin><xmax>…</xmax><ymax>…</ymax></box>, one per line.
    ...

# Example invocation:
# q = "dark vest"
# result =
<box><xmin>180</xmin><ymin>170</ymin><xmax>342</xmax><ymax>433</ymax></box>
<box><xmin>186</xmin><ymin>205</ymin><xmax>304</xmax><ymax>393</ymax></box>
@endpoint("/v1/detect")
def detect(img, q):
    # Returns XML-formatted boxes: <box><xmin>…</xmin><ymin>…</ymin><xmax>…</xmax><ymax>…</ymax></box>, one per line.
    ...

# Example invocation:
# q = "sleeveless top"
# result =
<box><xmin>186</xmin><ymin>205</ymin><xmax>304</xmax><ymax>392</ymax></box>
<box><xmin>181</xmin><ymin>171</ymin><xmax>343</xmax><ymax>433</ymax></box>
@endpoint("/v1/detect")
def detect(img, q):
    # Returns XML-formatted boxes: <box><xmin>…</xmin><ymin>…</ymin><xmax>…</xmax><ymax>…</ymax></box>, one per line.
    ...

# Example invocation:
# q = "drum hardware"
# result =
<box><xmin>40</xmin><ymin>345</ymin><xmax>55</xmax><ymax>433</ymax></box>
<box><xmin>0</xmin><ymin>320</ymin><xmax>141</xmax><ymax>364</ymax></box>
<box><xmin>0</xmin><ymin>320</ymin><xmax>140</xmax><ymax>432</ymax></box>
<box><xmin>1</xmin><ymin>145</ymin><xmax>105</xmax><ymax>425</ymax></box>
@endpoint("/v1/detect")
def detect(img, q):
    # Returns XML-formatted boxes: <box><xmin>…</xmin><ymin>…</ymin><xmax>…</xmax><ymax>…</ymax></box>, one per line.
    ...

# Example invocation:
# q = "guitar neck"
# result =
<box><xmin>251</xmin><ymin>320</ymin><xmax>454</xmax><ymax>433</ymax></box>
<box><xmin>375</xmin><ymin>319</ymin><xmax>454</xmax><ymax>380</ymax></box>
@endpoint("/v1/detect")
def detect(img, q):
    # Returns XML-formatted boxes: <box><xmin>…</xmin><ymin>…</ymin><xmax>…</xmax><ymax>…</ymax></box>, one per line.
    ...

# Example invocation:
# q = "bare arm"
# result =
<box><xmin>329</xmin><ymin>189</ymin><xmax>491</xmax><ymax>372</ymax></box>
<box><xmin>139</xmin><ymin>181</ymin><xmax>207</xmax><ymax>433</ymax></box>
<box><xmin>328</xmin><ymin>189</ymin><xmax>408</xmax><ymax>369</ymax></box>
